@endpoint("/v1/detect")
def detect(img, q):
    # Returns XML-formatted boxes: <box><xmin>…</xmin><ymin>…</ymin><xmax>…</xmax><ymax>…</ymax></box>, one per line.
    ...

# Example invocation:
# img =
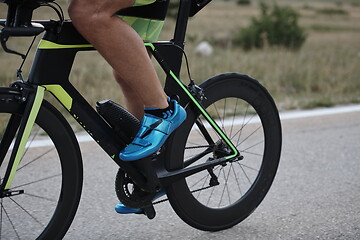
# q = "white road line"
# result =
<box><xmin>11</xmin><ymin>104</ymin><xmax>360</xmax><ymax>149</ymax></box>
<box><xmin>279</xmin><ymin>104</ymin><xmax>360</xmax><ymax>121</ymax></box>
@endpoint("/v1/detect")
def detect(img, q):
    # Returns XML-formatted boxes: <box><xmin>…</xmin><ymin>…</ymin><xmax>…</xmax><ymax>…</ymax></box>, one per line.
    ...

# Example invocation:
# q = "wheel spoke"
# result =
<box><xmin>223</xmin><ymin>164</ymin><xmax>232</xmax><ymax>206</ymax></box>
<box><xmin>237</xmin><ymin>162</ymin><xmax>260</xmax><ymax>172</ymax></box>
<box><xmin>195</xmin><ymin>118</ymin><xmax>216</xmax><ymax>146</ymax></box>
<box><xmin>24</xmin><ymin>193</ymin><xmax>57</xmax><ymax>202</ymax></box>
<box><xmin>222</xmin><ymin>98</ymin><xmax>227</xmax><ymax>132</ymax></box>
<box><xmin>9</xmin><ymin>197</ymin><xmax>43</xmax><ymax>227</ymax></box>
<box><xmin>236</xmin><ymin>125</ymin><xmax>262</xmax><ymax>148</ymax></box>
<box><xmin>241</xmin><ymin>140</ymin><xmax>264</xmax><ymax>152</ymax></box>
<box><xmin>17</xmin><ymin>147</ymin><xmax>54</xmax><ymax>172</ymax></box>
<box><xmin>189</xmin><ymin>165</ymin><xmax>221</xmax><ymax>191</ymax></box>
<box><xmin>206</xmin><ymin>166</ymin><xmax>221</xmax><ymax>206</ymax></box>
<box><xmin>218</xmin><ymin>167</ymin><xmax>227</xmax><ymax>207</ymax></box>
<box><xmin>20</xmin><ymin>126</ymin><xmax>42</xmax><ymax>164</ymax></box>
<box><xmin>185</xmin><ymin>142</ymin><xmax>208</xmax><ymax>148</ymax></box>
<box><xmin>212</xmin><ymin>103</ymin><xmax>225</xmax><ymax>138</ymax></box>
<box><xmin>184</xmin><ymin>148</ymin><xmax>213</xmax><ymax>167</ymax></box>
<box><xmin>230</xmin><ymin>163</ymin><xmax>243</xmax><ymax>196</ymax></box>
<box><xmin>236</xmin><ymin>103</ymin><xmax>250</xmax><ymax>143</ymax></box>
<box><xmin>0</xmin><ymin>199</ymin><xmax>3</xmax><ymax>239</ymax></box>
<box><xmin>231</xmin><ymin>113</ymin><xmax>257</xmax><ymax>145</ymax></box>
<box><xmin>229</xmin><ymin>98</ymin><xmax>240</xmax><ymax>139</ymax></box>
<box><xmin>0</xmin><ymin>114</ymin><xmax>21</xmax><ymax>167</ymax></box>
<box><xmin>240</xmin><ymin>140</ymin><xmax>264</xmax><ymax>157</ymax></box>
<box><xmin>236</xmin><ymin>162</ymin><xmax>253</xmax><ymax>185</ymax></box>
<box><xmin>190</xmin><ymin>171</ymin><xmax>210</xmax><ymax>190</ymax></box>
<box><xmin>195</xmin><ymin>173</ymin><xmax>209</xmax><ymax>199</ymax></box>
<box><xmin>1</xmin><ymin>202</ymin><xmax>20</xmax><ymax>240</ymax></box>
<box><xmin>241</xmin><ymin>150</ymin><xmax>263</xmax><ymax>157</ymax></box>
<box><xmin>12</xmin><ymin>173</ymin><xmax>61</xmax><ymax>189</ymax></box>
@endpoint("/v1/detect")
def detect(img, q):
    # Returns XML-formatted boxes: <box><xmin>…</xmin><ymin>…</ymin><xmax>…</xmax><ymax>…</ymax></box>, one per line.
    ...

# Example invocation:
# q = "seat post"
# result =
<box><xmin>160</xmin><ymin>0</ymin><xmax>192</xmax><ymax>101</ymax></box>
<box><xmin>173</xmin><ymin>0</ymin><xmax>191</xmax><ymax>48</ymax></box>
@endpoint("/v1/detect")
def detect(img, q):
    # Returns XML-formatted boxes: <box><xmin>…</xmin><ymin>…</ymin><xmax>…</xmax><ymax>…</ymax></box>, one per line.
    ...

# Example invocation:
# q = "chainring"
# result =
<box><xmin>115</xmin><ymin>168</ymin><xmax>157</xmax><ymax>209</ymax></box>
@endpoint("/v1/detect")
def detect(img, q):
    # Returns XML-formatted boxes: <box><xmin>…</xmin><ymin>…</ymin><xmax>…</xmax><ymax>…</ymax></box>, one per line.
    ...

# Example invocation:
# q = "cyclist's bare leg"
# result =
<box><xmin>113</xmin><ymin>69</ymin><xmax>144</xmax><ymax>120</ymax></box>
<box><xmin>68</xmin><ymin>0</ymin><xmax>168</xmax><ymax>110</ymax></box>
<box><xmin>68</xmin><ymin>0</ymin><xmax>186</xmax><ymax>165</ymax></box>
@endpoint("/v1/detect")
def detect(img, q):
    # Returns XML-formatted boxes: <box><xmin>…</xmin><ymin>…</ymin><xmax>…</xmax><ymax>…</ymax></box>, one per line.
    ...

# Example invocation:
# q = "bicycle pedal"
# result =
<box><xmin>143</xmin><ymin>204</ymin><xmax>156</xmax><ymax>220</ymax></box>
<box><xmin>96</xmin><ymin>100</ymin><xmax>140</xmax><ymax>143</ymax></box>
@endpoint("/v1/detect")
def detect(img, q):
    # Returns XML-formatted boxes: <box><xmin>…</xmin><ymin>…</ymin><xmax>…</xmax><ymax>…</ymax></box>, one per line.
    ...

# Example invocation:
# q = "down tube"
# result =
<box><xmin>42</xmin><ymin>82</ymin><xmax>127</xmax><ymax>161</ymax></box>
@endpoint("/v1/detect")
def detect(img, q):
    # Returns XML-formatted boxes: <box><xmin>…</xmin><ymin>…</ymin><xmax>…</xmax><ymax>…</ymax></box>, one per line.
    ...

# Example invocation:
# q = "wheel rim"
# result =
<box><xmin>0</xmin><ymin>113</ymin><xmax>63</xmax><ymax>239</ymax></box>
<box><xmin>184</xmin><ymin>97</ymin><xmax>265</xmax><ymax>209</ymax></box>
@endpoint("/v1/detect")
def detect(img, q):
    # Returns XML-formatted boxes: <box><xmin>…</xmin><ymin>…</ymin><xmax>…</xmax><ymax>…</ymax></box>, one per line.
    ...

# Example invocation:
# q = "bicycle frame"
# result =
<box><xmin>0</xmin><ymin>0</ymin><xmax>240</xmax><ymax>191</ymax></box>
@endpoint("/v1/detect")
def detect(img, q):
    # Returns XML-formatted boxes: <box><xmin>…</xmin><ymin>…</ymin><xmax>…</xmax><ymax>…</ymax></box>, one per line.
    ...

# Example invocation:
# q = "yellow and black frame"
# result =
<box><xmin>0</xmin><ymin>0</ymin><xmax>239</xmax><ymax>195</ymax></box>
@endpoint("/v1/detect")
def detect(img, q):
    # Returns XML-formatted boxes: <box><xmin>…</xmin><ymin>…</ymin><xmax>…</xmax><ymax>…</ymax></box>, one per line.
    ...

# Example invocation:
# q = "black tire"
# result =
<box><xmin>166</xmin><ymin>73</ymin><xmax>282</xmax><ymax>231</ymax></box>
<box><xmin>0</xmin><ymin>95</ymin><xmax>83</xmax><ymax>239</ymax></box>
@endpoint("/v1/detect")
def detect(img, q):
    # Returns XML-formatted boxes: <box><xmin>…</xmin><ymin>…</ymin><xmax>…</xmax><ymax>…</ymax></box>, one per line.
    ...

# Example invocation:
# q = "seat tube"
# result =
<box><xmin>163</xmin><ymin>0</ymin><xmax>191</xmax><ymax>92</ymax></box>
<box><xmin>173</xmin><ymin>0</ymin><xmax>191</xmax><ymax>47</ymax></box>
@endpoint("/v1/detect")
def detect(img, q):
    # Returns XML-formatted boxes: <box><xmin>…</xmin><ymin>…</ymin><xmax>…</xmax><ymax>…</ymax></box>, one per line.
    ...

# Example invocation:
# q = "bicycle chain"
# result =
<box><xmin>153</xmin><ymin>185</ymin><xmax>215</xmax><ymax>205</ymax></box>
<box><xmin>185</xmin><ymin>145</ymin><xmax>211</xmax><ymax>150</ymax></box>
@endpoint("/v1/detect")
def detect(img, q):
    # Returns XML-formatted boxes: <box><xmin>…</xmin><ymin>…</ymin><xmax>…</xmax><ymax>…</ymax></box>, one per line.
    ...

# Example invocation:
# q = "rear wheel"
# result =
<box><xmin>166</xmin><ymin>73</ymin><xmax>282</xmax><ymax>231</ymax></box>
<box><xmin>0</xmin><ymin>94</ymin><xmax>83</xmax><ymax>239</ymax></box>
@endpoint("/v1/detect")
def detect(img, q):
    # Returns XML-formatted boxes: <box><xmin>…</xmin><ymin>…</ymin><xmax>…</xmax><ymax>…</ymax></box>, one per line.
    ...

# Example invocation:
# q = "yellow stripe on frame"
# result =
<box><xmin>38</xmin><ymin>40</ymin><xmax>93</xmax><ymax>49</ymax></box>
<box><xmin>43</xmin><ymin>85</ymin><xmax>73</xmax><ymax>111</ymax></box>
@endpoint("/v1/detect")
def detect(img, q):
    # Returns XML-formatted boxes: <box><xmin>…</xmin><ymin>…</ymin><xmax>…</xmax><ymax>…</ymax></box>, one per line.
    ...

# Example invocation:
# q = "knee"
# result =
<box><xmin>68</xmin><ymin>0</ymin><xmax>135</xmax><ymax>26</ymax></box>
<box><xmin>68</xmin><ymin>0</ymin><xmax>88</xmax><ymax>26</ymax></box>
<box><xmin>68</xmin><ymin>1</ymin><xmax>101</xmax><ymax>26</ymax></box>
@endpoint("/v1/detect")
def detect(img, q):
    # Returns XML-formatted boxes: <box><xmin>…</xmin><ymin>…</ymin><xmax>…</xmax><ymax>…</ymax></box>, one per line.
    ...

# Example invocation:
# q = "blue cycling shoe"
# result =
<box><xmin>115</xmin><ymin>190</ymin><xmax>166</xmax><ymax>214</ymax></box>
<box><xmin>115</xmin><ymin>204</ymin><xmax>142</xmax><ymax>214</ymax></box>
<box><xmin>119</xmin><ymin>98</ymin><xmax>186</xmax><ymax>161</ymax></box>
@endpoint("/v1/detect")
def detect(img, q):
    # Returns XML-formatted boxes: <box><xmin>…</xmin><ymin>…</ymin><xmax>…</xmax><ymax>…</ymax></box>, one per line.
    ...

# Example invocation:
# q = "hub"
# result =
<box><xmin>0</xmin><ymin>189</ymin><xmax>24</xmax><ymax>198</ymax></box>
<box><xmin>213</xmin><ymin>140</ymin><xmax>233</xmax><ymax>158</ymax></box>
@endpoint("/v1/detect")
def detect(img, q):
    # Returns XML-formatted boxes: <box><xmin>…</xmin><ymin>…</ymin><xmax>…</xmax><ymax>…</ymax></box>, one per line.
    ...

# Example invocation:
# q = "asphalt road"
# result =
<box><xmin>63</xmin><ymin>106</ymin><xmax>360</xmax><ymax>240</ymax></box>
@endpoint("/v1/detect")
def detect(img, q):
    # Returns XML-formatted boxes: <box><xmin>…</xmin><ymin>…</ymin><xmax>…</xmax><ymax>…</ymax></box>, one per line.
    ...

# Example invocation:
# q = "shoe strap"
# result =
<box><xmin>132</xmin><ymin>137</ymin><xmax>151</xmax><ymax>147</ymax></box>
<box><xmin>140</xmin><ymin>119</ymin><xmax>163</xmax><ymax>139</ymax></box>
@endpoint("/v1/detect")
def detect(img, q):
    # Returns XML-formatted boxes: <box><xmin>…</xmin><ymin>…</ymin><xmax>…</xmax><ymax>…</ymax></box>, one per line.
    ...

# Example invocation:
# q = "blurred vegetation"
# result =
<box><xmin>232</xmin><ymin>3</ymin><xmax>306</xmax><ymax>50</ymax></box>
<box><xmin>167</xmin><ymin>0</ymin><xmax>179</xmax><ymax>19</ymax></box>
<box><xmin>316</xmin><ymin>7</ymin><xmax>348</xmax><ymax>15</ymax></box>
<box><xmin>0</xmin><ymin>0</ymin><xmax>359</xmax><ymax>113</ymax></box>
<box><xmin>237</xmin><ymin>0</ymin><xmax>251</xmax><ymax>5</ymax></box>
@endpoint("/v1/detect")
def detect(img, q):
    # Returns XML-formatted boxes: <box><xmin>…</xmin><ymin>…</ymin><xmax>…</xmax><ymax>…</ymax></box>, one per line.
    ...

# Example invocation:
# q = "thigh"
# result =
<box><xmin>69</xmin><ymin>0</ymin><xmax>136</xmax><ymax>15</ymax></box>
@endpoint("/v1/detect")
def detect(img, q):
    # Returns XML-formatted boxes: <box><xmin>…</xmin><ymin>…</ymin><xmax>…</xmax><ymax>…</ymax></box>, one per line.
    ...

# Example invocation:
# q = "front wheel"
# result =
<box><xmin>166</xmin><ymin>73</ymin><xmax>282</xmax><ymax>231</ymax></box>
<box><xmin>0</xmin><ymin>94</ymin><xmax>83</xmax><ymax>239</ymax></box>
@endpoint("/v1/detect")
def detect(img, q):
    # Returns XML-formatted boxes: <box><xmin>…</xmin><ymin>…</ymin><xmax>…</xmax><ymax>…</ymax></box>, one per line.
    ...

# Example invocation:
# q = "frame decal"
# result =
<box><xmin>43</xmin><ymin>84</ymin><xmax>73</xmax><ymax>110</ymax></box>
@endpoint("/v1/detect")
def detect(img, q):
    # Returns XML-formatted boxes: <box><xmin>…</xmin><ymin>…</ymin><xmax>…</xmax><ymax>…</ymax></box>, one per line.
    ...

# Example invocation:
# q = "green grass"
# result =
<box><xmin>303</xmin><ymin>99</ymin><xmax>335</xmax><ymax>109</ymax></box>
<box><xmin>307</xmin><ymin>23</ymin><xmax>360</xmax><ymax>32</ymax></box>
<box><xmin>316</xmin><ymin>8</ymin><xmax>348</xmax><ymax>15</ymax></box>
